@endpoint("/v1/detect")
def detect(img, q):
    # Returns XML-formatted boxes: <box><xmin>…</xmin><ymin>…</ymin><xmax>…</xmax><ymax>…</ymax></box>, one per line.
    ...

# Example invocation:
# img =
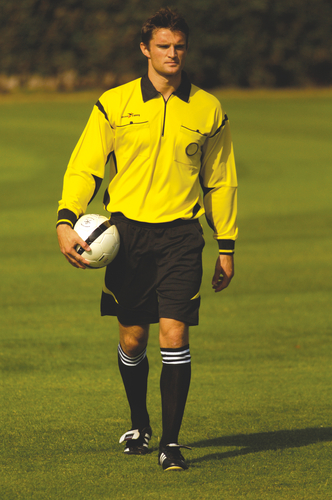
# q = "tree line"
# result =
<box><xmin>1</xmin><ymin>0</ymin><xmax>331</xmax><ymax>91</ymax></box>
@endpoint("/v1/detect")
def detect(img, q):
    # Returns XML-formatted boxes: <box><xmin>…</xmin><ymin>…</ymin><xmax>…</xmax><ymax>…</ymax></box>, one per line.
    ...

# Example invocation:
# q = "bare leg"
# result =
<box><xmin>159</xmin><ymin>318</ymin><xmax>189</xmax><ymax>348</ymax></box>
<box><xmin>119</xmin><ymin>322</ymin><xmax>149</xmax><ymax>355</ymax></box>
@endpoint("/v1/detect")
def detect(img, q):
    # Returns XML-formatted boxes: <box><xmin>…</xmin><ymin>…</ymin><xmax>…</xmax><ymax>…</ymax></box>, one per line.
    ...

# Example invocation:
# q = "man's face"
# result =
<box><xmin>140</xmin><ymin>29</ymin><xmax>188</xmax><ymax>78</ymax></box>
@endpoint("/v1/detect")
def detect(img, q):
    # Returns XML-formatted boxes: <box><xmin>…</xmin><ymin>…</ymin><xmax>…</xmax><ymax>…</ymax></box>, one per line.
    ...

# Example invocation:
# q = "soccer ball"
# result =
<box><xmin>74</xmin><ymin>214</ymin><xmax>120</xmax><ymax>269</ymax></box>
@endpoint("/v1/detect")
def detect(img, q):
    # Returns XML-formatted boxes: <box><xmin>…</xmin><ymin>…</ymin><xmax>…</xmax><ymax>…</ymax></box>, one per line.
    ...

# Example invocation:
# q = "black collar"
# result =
<box><xmin>141</xmin><ymin>71</ymin><xmax>191</xmax><ymax>103</ymax></box>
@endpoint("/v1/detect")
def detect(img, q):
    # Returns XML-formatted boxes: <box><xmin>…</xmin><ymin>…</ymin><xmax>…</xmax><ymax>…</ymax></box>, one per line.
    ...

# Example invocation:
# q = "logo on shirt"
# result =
<box><xmin>186</xmin><ymin>143</ymin><xmax>199</xmax><ymax>156</ymax></box>
<box><xmin>121</xmin><ymin>112</ymin><xmax>141</xmax><ymax>119</ymax></box>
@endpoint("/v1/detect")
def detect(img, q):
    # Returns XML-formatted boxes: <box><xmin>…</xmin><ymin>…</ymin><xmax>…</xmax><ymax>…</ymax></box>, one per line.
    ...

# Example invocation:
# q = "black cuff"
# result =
<box><xmin>56</xmin><ymin>209</ymin><xmax>78</xmax><ymax>228</ymax></box>
<box><xmin>217</xmin><ymin>239</ymin><xmax>235</xmax><ymax>254</ymax></box>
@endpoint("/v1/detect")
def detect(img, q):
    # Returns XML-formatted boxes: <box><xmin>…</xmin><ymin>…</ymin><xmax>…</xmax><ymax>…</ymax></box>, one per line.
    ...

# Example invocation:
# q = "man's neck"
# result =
<box><xmin>148</xmin><ymin>69</ymin><xmax>182</xmax><ymax>101</ymax></box>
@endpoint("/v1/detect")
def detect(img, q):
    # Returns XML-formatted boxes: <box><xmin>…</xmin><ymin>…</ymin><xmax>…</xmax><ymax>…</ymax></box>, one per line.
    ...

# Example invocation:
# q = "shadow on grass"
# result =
<box><xmin>187</xmin><ymin>427</ymin><xmax>332</xmax><ymax>464</ymax></box>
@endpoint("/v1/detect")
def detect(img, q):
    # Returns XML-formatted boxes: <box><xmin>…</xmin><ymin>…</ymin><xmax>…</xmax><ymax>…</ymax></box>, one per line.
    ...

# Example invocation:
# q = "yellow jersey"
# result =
<box><xmin>57</xmin><ymin>73</ymin><xmax>238</xmax><ymax>253</ymax></box>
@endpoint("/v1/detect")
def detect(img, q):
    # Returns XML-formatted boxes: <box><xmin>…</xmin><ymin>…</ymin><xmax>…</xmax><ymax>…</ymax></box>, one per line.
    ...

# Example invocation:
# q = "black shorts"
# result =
<box><xmin>100</xmin><ymin>213</ymin><xmax>205</xmax><ymax>326</ymax></box>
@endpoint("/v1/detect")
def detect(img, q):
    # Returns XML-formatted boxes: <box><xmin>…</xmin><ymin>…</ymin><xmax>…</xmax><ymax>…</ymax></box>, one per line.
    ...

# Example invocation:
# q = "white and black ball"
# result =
<box><xmin>74</xmin><ymin>214</ymin><xmax>120</xmax><ymax>269</ymax></box>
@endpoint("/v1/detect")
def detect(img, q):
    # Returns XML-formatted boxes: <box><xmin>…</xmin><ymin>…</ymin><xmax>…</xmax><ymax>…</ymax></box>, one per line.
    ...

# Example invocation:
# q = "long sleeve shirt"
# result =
<box><xmin>57</xmin><ymin>72</ymin><xmax>238</xmax><ymax>253</ymax></box>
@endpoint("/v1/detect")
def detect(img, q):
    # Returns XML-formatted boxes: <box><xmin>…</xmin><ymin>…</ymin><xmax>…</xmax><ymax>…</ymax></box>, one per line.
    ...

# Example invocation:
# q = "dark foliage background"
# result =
<box><xmin>1</xmin><ymin>0</ymin><xmax>331</xmax><ymax>90</ymax></box>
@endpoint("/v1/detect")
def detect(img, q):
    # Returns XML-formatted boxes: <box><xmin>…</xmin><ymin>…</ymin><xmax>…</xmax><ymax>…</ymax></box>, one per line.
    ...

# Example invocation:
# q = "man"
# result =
<box><xmin>56</xmin><ymin>8</ymin><xmax>238</xmax><ymax>471</ymax></box>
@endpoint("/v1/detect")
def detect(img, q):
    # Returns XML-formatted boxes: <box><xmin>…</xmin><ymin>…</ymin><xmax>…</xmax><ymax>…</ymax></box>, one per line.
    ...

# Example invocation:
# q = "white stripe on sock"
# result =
<box><xmin>160</xmin><ymin>347</ymin><xmax>191</xmax><ymax>365</ymax></box>
<box><xmin>118</xmin><ymin>344</ymin><xmax>147</xmax><ymax>367</ymax></box>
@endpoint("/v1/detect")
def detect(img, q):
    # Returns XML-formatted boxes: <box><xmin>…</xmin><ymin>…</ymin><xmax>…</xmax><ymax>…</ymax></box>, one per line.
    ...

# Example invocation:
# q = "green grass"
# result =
<box><xmin>1</xmin><ymin>89</ymin><xmax>332</xmax><ymax>499</ymax></box>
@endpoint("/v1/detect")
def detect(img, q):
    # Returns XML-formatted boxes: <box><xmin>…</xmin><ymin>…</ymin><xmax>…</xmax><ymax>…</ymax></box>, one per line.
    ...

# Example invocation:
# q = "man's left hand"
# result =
<box><xmin>212</xmin><ymin>254</ymin><xmax>234</xmax><ymax>293</ymax></box>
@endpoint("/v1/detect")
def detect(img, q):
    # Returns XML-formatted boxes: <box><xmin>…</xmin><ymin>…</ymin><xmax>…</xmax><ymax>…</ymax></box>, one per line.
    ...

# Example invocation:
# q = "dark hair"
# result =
<box><xmin>141</xmin><ymin>7</ymin><xmax>189</xmax><ymax>47</ymax></box>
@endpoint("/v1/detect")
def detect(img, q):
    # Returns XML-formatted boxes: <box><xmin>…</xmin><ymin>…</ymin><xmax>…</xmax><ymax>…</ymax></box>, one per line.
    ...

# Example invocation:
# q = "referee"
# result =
<box><xmin>56</xmin><ymin>7</ymin><xmax>238</xmax><ymax>471</ymax></box>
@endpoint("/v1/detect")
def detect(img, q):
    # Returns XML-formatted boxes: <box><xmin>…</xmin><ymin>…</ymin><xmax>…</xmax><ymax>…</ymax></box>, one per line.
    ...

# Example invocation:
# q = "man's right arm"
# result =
<box><xmin>56</xmin><ymin>96</ymin><xmax>115</xmax><ymax>268</ymax></box>
<box><xmin>57</xmin><ymin>98</ymin><xmax>114</xmax><ymax>230</ymax></box>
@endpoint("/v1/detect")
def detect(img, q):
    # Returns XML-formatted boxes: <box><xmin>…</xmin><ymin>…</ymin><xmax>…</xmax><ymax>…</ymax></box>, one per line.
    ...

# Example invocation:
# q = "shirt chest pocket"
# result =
<box><xmin>174</xmin><ymin>126</ymin><xmax>207</xmax><ymax>169</ymax></box>
<box><xmin>115</xmin><ymin>121</ymin><xmax>150</xmax><ymax>159</ymax></box>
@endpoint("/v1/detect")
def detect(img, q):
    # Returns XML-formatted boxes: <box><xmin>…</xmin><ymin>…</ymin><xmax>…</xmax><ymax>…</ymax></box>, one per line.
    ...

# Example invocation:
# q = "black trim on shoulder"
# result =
<box><xmin>222</xmin><ymin>114</ymin><xmax>229</xmax><ymax>127</ymax></box>
<box><xmin>141</xmin><ymin>71</ymin><xmax>191</xmax><ymax>103</ymax></box>
<box><xmin>210</xmin><ymin>114</ymin><xmax>229</xmax><ymax>138</ymax></box>
<box><xmin>95</xmin><ymin>100</ymin><xmax>110</xmax><ymax>123</ymax></box>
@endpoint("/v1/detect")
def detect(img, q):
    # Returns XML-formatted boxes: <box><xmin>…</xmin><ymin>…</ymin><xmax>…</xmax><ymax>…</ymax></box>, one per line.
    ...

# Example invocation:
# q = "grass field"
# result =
<box><xmin>1</xmin><ymin>88</ymin><xmax>332</xmax><ymax>499</ymax></box>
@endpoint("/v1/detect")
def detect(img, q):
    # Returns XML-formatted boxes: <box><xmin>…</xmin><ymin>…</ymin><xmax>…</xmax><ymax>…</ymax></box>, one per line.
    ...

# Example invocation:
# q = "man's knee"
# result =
<box><xmin>159</xmin><ymin>318</ymin><xmax>189</xmax><ymax>349</ymax></box>
<box><xmin>119</xmin><ymin>323</ymin><xmax>149</xmax><ymax>356</ymax></box>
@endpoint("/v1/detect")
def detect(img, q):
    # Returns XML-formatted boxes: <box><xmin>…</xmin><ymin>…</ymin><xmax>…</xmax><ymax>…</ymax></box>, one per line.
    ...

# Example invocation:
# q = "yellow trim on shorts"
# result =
<box><xmin>102</xmin><ymin>284</ymin><xmax>119</xmax><ymax>304</ymax></box>
<box><xmin>190</xmin><ymin>291</ymin><xmax>200</xmax><ymax>301</ymax></box>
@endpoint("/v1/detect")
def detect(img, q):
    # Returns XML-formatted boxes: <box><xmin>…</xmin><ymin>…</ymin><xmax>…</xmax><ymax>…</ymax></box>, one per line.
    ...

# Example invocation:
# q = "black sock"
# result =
<box><xmin>118</xmin><ymin>344</ymin><xmax>150</xmax><ymax>430</ymax></box>
<box><xmin>159</xmin><ymin>344</ymin><xmax>191</xmax><ymax>448</ymax></box>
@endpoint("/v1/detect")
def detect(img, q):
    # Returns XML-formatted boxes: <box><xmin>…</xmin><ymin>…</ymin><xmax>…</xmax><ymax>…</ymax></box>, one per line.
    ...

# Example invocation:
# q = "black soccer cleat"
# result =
<box><xmin>119</xmin><ymin>426</ymin><xmax>152</xmax><ymax>455</ymax></box>
<box><xmin>158</xmin><ymin>443</ymin><xmax>191</xmax><ymax>471</ymax></box>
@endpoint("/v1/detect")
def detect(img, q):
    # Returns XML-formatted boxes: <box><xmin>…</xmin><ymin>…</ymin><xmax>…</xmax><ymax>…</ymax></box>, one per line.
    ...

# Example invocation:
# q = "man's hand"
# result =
<box><xmin>212</xmin><ymin>254</ymin><xmax>234</xmax><ymax>293</ymax></box>
<box><xmin>56</xmin><ymin>224</ymin><xmax>91</xmax><ymax>269</ymax></box>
